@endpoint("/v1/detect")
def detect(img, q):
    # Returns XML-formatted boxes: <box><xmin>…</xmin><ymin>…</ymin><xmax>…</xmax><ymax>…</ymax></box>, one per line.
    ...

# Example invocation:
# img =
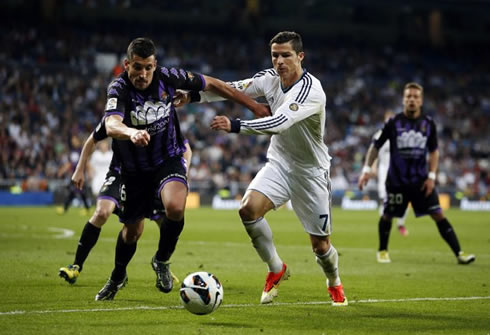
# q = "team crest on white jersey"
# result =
<box><xmin>289</xmin><ymin>103</ymin><xmax>299</xmax><ymax>111</ymax></box>
<box><xmin>397</xmin><ymin>130</ymin><xmax>427</xmax><ymax>149</ymax></box>
<box><xmin>130</xmin><ymin>101</ymin><xmax>171</xmax><ymax>126</ymax></box>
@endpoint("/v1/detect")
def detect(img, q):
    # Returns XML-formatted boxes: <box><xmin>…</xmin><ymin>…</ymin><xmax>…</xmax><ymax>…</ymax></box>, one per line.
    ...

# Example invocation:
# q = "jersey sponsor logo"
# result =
<box><xmin>105</xmin><ymin>98</ymin><xmax>117</xmax><ymax>111</ymax></box>
<box><xmin>130</xmin><ymin>101</ymin><xmax>171</xmax><ymax>126</ymax></box>
<box><xmin>396</xmin><ymin>130</ymin><xmax>427</xmax><ymax>149</ymax></box>
<box><xmin>146</xmin><ymin>118</ymin><xmax>169</xmax><ymax>136</ymax></box>
<box><xmin>289</xmin><ymin>103</ymin><xmax>299</xmax><ymax>111</ymax></box>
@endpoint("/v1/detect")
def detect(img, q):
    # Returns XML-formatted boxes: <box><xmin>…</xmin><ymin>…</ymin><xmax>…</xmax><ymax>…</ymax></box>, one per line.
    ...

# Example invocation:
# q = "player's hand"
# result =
<box><xmin>210</xmin><ymin>116</ymin><xmax>231</xmax><ymax>132</ymax></box>
<box><xmin>358</xmin><ymin>173</ymin><xmax>370</xmax><ymax>190</ymax></box>
<box><xmin>421</xmin><ymin>178</ymin><xmax>435</xmax><ymax>197</ymax></box>
<box><xmin>173</xmin><ymin>90</ymin><xmax>190</xmax><ymax>107</ymax></box>
<box><xmin>252</xmin><ymin>103</ymin><xmax>272</xmax><ymax>118</ymax></box>
<box><xmin>71</xmin><ymin>169</ymin><xmax>84</xmax><ymax>190</ymax></box>
<box><xmin>130</xmin><ymin>129</ymin><xmax>150</xmax><ymax>146</ymax></box>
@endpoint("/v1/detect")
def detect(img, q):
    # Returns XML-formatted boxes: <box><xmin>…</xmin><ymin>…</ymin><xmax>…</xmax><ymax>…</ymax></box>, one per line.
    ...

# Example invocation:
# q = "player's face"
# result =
<box><xmin>125</xmin><ymin>55</ymin><xmax>156</xmax><ymax>90</ymax></box>
<box><xmin>403</xmin><ymin>88</ymin><xmax>423</xmax><ymax>118</ymax></box>
<box><xmin>271</xmin><ymin>42</ymin><xmax>304</xmax><ymax>80</ymax></box>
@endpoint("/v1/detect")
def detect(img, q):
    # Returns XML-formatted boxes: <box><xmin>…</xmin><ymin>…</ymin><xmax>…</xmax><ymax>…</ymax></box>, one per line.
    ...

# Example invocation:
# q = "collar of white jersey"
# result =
<box><xmin>281</xmin><ymin>68</ymin><xmax>307</xmax><ymax>93</ymax></box>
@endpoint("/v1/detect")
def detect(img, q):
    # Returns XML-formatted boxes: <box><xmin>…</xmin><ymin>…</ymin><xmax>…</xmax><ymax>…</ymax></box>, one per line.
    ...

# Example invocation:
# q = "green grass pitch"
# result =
<box><xmin>0</xmin><ymin>207</ymin><xmax>489</xmax><ymax>334</ymax></box>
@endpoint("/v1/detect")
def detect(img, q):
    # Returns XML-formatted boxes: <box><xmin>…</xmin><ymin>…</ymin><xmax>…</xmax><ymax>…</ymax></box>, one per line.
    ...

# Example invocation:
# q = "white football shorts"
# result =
<box><xmin>247</xmin><ymin>161</ymin><xmax>332</xmax><ymax>236</ymax></box>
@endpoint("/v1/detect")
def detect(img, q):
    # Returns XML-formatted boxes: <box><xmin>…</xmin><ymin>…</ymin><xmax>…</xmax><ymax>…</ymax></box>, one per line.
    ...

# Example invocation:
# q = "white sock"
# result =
<box><xmin>396</xmin><ymin>210</ymin><xmax>408</xmax><ymax>227</ymax></box>
<box><xmin>243</xmin><ymin>217</ymin><xmax>283</xmax><ymax>273</ymax></box>
<box><xmin>316</xmin><ymin>245</ymin><xmax>341</xmax><ymax>287</ymax></box>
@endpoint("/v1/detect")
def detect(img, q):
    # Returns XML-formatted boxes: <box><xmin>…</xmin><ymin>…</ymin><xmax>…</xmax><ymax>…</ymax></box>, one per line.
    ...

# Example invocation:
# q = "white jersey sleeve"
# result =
<box><xmin>198</xmin><ymin>69</ymin><xmax>272</xmax><ymax>102</ymax></box>
<box><xmin>239</xmin><ymin>88</ymin><xmax>321</xmax><ymax>135</ymax></box>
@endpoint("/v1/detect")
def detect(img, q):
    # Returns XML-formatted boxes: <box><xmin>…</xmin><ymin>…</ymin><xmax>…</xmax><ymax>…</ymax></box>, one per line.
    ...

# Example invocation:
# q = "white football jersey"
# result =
<box><xmin>202</xmin><ymin>68</ymin><xmax>330</xmax><ymax>175</ymax></box>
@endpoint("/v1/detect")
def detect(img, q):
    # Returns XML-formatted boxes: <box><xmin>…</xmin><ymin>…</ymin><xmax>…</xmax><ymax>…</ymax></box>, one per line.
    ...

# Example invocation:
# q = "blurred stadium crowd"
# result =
<box><xmin>0</xmin><ymin>2</ymin><xmax>488</xmax><ymax>200</ymax></box>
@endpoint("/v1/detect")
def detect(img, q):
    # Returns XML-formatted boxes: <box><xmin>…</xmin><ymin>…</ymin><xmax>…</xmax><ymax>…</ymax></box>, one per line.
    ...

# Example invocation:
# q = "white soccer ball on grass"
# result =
<box><xmin>179</xmin><ymin>271</ymin><xmax>223</xmax><ymax>315</ymax></box>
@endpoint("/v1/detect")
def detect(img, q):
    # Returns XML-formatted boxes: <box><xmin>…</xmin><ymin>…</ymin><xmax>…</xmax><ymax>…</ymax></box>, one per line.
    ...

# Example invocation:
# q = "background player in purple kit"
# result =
<box><xmin>95</xmin><ymin>37</ymin><xmax>270</xmax><ymax>300</ymax></box>
<box><xmin>56</xmin><ymin>135</ymin><xmax>91</xmax><ymax>215</ymax></box>
<box><xmin>358</xmin><ymin>82</ymin><xmax>475</xmax><ymax>265</ymax></box>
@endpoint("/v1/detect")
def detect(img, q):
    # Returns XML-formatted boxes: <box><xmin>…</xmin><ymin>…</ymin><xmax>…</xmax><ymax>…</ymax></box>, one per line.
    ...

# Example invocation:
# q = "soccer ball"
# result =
<box><xmin>179</xmin><ymin>272</ymin><xmax>223</xmax><ymax>315</ymax></box>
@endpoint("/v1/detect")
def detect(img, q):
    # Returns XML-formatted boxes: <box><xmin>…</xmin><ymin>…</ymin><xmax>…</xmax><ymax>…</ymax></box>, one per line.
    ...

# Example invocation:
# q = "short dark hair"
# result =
<box><xmin>127</xmin><ymin>37</ymin><xmax>156</xmax><ymax>60</ymax></box>
<box><xmin>269</xmin><ymin>31</ymin><xmax>303</xmax><ymax>54</ymax></box>
<box><xmin>404</xmin><ymin>82</ymin><xmax>423</xmax><ymax>95</ymax></box>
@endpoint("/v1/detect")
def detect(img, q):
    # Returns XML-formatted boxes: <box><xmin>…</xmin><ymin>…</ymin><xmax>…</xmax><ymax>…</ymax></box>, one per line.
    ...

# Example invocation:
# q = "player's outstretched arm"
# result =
<box><xmin>358</xmin><ymin>144</ymin><xmax>379</xmax><ymax>190</ymax></box>
<box><xmin>202</xmin><ymin>75</ymin><xmax>271</xmax><ymax>118</ymax></box>
<box><xmin>71</xmin><ymin>133</ymin><xmax>96</xmax><ymax>190</ymax></box>
<box><xmin>106</xmin><ymin>115</ymin><xmax>150</xmax><ymax>146</ymax></box>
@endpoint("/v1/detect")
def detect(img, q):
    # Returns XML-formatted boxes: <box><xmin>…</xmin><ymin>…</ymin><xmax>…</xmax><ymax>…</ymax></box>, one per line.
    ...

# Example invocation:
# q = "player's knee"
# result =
<box><xmin>94</xmin><ymin>206</ymin><xmax>112</xmax><ymax>222</ymax></box>
<box><xmin>124</xmin><ymin>232</ymin><xmax>141</xmax><ymax>244</ymax></box>
<box><xmin>381</xmin><ymin>214</ymin><xmax>392</xmax><ymax>222</ymax></box>
<box><xmin>313</xmin><ymin>245</ymin><xmax>329</xmax><ymax>255</ymax></box>
<box><xmin>123</xmin><ymin>223</ymin><xmax>144</xmax><ymax>243</ymax></box>
<box><xmin>311</xmin><ymin>237</ymin><xmax>330</xmax><ymax>255</ymax></box>
<box><xmin>239</xmin><ymin>203</ymin><xmax>257</xmax><ymax>221</ymax></box>
<box><xmin>165</xmin><ymin>200</ymin><xmax>185</xmax><ymax>221</ymax></box>
<box><xmin>431</xmin><ymin>212</ymin><xmax>445</xmax><ymax>222</ymax></box>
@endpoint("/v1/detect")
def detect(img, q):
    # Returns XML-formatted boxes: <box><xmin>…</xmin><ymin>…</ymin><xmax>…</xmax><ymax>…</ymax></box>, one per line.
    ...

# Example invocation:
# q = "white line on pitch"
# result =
<box><xmin>1</xmin><ymin>296</ymin><xmax>489</xmax><ymax>316</ymax></box>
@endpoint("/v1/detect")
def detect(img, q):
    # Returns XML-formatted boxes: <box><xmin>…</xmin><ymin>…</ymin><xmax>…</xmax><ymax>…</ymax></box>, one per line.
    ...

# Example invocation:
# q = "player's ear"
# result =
<box><xmin>298</xmin><ymin>51</ymin><xmax>305</xmax><ymax>63</ymax></box>
<box><xmin>124</xmin><ymin>59</ymin><xmax>130</xmax><ymax>71</ymax></box>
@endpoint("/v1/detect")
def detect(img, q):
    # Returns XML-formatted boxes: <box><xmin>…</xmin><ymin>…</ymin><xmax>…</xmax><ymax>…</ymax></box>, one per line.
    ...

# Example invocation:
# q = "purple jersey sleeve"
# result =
<box><xmin>104</xmin><ymin>76</ymin><xmax>128</xmax><ymax>118</ymax></box>
<box><xmin>427</xmin><ymin>118</ymin><xmax>438</xmax><ymax>152</ymax></box>
<box><xmin>92</xmin><ymin>118</ymin><xmax>108</xmax><ymax>143</ymax></box>
<box><xmin>373</xmin><ymin>119</ymin><xmax>391</xmax><ymax>150</ymax></box>
<box><xmin>159</xmin><ymin>67</ymin><xmax>205</xmax><ymax>91</ymax></box>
